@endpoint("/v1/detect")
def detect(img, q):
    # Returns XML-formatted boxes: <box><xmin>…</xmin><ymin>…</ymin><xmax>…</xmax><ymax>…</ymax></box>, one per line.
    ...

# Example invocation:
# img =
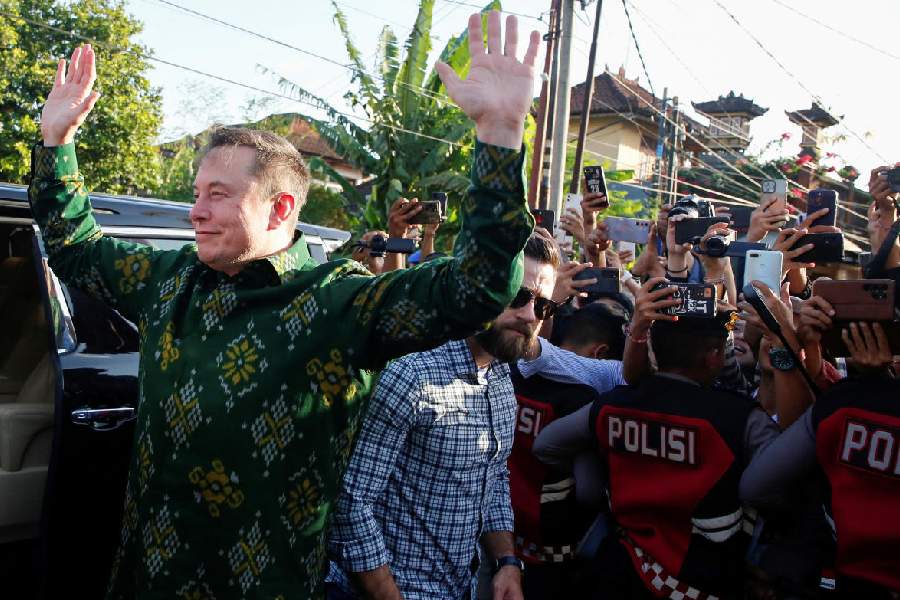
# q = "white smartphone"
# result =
<box><xmin>617</xmin><ymin>241</ymin><xmax>636</xmax><ymax>256</ymax></box>
<box><xmin>604</xmin><ymin>217</ymin><xmax>652</xmax><ymax>244</ymax></box>
<box><xmin>743</xmin><ymin>250</ymin><xmax>783</xmax><ymax>295</ymax></box>
<box><xmin>557</xmin><ymin>193</ymin><xmax>582</xmax><ymax>243</ymax></box>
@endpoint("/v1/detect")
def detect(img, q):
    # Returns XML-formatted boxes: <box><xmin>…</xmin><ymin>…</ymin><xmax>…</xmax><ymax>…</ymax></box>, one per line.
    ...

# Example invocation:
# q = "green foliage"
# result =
<box><xmin>299</xmin><ymin>185</ymin><xmax>358</xmax><ymax>231</ymax></box>
<box><xmin>0</xmin><ymin>0</ymin><xmax>162</xmax><ymax>192</ymax></box>
<box><xmin>271</xmin><ymin>0</ymin><xmax>502</xmax><ymax>240</ymax></box>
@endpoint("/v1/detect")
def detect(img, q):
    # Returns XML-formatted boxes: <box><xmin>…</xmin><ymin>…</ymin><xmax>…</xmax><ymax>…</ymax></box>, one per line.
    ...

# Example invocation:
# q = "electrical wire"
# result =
<box><xmin>769</xmin><ymin>0</ymin><xmax>900</xmax><ymax>63</ymax></box>
<box><xmin>436</xmin><ymin>0</ymin><xmax>545</xmax><ymax>22</ymax></box>
<box><xmin>0</xmin><ymin>10</ymin><xmax>472</xmax><ymax>150</ymax></box>
<box><xmin>619</xmin><ymin>0</ymin><xmax>654</xmax><ymax>97</ymax></box>
<box><xmin>711</xmin><ymin>0</ymin><xmax>888</xmax><ymax>163</ymax></box>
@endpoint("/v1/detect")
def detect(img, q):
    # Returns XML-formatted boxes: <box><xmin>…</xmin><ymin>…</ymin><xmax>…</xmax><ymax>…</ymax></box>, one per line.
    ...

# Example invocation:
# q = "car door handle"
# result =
<box><xmin>70</xmin><ymin>407</ymin><xmax>137</xmax><ymax>431</ymax></box>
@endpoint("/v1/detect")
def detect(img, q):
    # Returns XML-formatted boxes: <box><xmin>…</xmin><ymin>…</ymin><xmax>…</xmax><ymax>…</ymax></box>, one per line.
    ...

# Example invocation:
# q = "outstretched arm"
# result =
<box><xmin>333</xmin><ymin>13</ymin><xmax>543</xmax><ymax>369</ymax></box>
<box><xmin>29</xmin><ymin>44</ymin><xmax>171</xmax><ymax>322</ymax></box>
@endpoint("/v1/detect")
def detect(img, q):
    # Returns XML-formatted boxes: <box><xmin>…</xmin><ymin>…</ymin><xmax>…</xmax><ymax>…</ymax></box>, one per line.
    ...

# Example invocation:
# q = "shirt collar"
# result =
<box><xmin>444</xmin><ymin>338</ymin><xmax>509</xmax><ymax>383</ymax></box>
<box><xmin>198</xmin><ymin>231</ymin><xmax>312</xmax><ymax>287</ymax></box>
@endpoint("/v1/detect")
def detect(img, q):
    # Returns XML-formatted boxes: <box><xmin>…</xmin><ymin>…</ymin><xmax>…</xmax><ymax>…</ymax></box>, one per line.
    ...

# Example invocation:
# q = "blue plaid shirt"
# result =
<box><xmin>327</xmin><ymin>339</ymin><xmax>516</xmax><ymax>599</ymax></box>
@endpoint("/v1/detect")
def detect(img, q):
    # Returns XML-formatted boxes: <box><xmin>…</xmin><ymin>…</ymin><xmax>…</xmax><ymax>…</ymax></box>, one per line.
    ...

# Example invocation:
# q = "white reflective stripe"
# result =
<box><xmin>691</xmin><ymin>507</ymin><xmax>743</xmax><ymax>530</ymax></box>
<box><xmin>540</xmin><ymin>490</ymin><xmax>572</xmax><ymax>503</ymax></box>
<box><xmin>692</xmin><ymin>522</ymin><xmax>741</xmax><ymax>542</ymax></box>
<box><xmin>541</xmin><ymin>477</ymin><xmax>575</xmax><ymax>492</ymax></box>
<box><xmin>822</xmin><ymin>505</ymin><xmax>837</xmax><ymax>537</ymax></box>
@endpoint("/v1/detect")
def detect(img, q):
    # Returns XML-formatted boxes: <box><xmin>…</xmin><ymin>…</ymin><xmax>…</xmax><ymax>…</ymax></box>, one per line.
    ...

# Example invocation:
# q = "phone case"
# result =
<box><xmin>811</xmin><ymin>279</ymin><xmax>895</xmax><ymax>321</ymax></box>
<box><xmin>575</xmin><ymin>267</ymin><xmax>621</xmax><ymax>295</ymax></box>
<box><xmin>726</xmin><ymin>206</ymin><xmax>754</xmax><ymax>230</ymax></box>
<box><xmin>806</xmin><ymin>189</ymin><xmax>837</xmax><ymax>228</ymax></box>
<box><xmin>794</xmin><ymin>233</ymin><xmax>844</xmax><ymax>264</ymax></box>
<box><xmin>583</xmin><ymin>166</ymin><xmax>608</xmax><ymax>196</ymax></box>
<box><xmin>760</xmin><ymin>179</ymin><xmax>788</xmax><ymax>226</ymax></box>
<box><xmin>744</xmin><ymin>250</ymin><xmax>783</xmax><ymax>294</ymax></box>
<box><xmin>604</xmin><ymin>217</ymin><xmax>652</xmax><ymax>244</ymax></box>
<box><xmin>652</xmin><ymin>283</ymin><xmax>717</xmax><ymax>318</ymax></box>
<box><xmin>531</xmin><ymin>209</ymin><xmax>554</xmax><ymax>230</ymax></box>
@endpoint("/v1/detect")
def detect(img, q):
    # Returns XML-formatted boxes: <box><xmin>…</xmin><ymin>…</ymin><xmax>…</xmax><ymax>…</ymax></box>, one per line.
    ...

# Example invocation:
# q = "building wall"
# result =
<box><xmin>566</xmin><ymin>115</ymin><xmax>655</xmax><ymax>180</ymax></box>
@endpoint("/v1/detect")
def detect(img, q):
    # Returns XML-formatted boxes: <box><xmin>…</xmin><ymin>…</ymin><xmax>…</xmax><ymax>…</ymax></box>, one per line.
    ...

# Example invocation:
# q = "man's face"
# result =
<box><xmin>476</xmin><ymin>257</ymin><xmax>556</xmax><ymax>362</ymax></box>
<box><xmin>190</xmin><ymin>147</ymin><xmax>273</xmax><ymax>275</ymax></box>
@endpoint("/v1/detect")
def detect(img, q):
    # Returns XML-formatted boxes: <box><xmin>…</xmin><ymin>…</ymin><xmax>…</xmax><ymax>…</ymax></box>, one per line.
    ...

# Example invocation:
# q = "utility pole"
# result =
<box><xmin>653</xmin><ymin>87</ymin><xmax>668</xmax><ymax>205</ymax></box>
<box><xmin>665</xmin><ymin>96</ymin><xmax>681</xmax><ymax>199</ymax></box>
<box><xmin>569</xmin><ymin>0</ymin><xmax>603</xmax><ymax>195</ymax></box>
<box><xmin>548</xmin><ymin>0</ymin><xmax>575</xmax><ymax>217</ymax></box>
<box><xmin>528</xmin><ymin>0</ymin><xmax>561</xmax><ymax>209</ymax></box>
<box><xmin>539</xmin><ymin>1</ymin><xmax>563</xmax><ymax>210</ymax></box>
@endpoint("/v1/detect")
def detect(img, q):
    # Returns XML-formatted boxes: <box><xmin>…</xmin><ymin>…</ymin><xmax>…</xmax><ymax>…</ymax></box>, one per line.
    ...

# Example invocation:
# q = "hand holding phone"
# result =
<box><xmin>805</xmin><ymin>189</ymin><xmax>837</xmax><ymax>228</ymax></box>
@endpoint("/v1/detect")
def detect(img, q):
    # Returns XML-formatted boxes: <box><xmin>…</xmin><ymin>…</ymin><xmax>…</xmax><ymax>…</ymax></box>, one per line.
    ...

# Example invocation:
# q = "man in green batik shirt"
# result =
<box><xmin>28</xmin><ymin>12</ymin><xmax>541</xmax><ymax>600</ymax></box>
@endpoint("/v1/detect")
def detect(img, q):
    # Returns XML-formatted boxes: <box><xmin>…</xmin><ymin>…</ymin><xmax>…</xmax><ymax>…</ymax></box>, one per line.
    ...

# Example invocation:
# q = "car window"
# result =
<box><xmin>308</xmin><ymin>241</ymin><xmax>328</xmax><ymax>264</ymax></box>
<box><xmin>62</xmin><ymin>283</ymin><xmax>139</xmax><ymax>354</ymax></box>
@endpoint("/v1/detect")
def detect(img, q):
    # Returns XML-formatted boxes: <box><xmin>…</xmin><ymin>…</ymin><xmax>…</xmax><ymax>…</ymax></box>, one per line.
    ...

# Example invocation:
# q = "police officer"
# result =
<box><xmin>533</xmin><ymin>282</ymin><xmax>779</xmax><ymax>599</ymax></box>
<box><xmin>740</xmin><ymin>316</ymin><xmax>900</xmax><ymax>598</ymax></box>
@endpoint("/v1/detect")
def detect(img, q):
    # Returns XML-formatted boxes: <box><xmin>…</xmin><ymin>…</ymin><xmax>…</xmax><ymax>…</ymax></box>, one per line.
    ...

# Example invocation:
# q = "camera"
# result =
<box><xmin>669</xmin><ymin>194</ymin><xmax>715</xmax><ymax>219</ymax></box>
<box><xmin>352</xmin><ymin>234</ymin><xmax>417</xmax><ymax>258</ymax></box>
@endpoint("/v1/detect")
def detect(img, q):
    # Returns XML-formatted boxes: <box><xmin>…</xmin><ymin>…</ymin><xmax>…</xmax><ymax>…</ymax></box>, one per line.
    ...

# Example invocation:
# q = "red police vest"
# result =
<box><xmin>509</xmin><ymin>364</ymin><xmax>600</xmax><ymax>564</ymax></box>
<box><xmin>591</xmin><ymin>376</ymin><xmax>754</xmax><ymax>597</ymax></box>
<box><xmin>812</xmin><ymin>377</ymin><xmax>900</xmax><ymax>592</ymax></box>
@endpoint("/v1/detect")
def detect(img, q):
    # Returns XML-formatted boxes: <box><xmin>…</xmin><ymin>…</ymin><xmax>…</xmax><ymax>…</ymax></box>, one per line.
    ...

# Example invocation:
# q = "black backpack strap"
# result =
<box><xmin>865</xmin><ymin>218</ymin><xmax>900</xmax><ymax>278</ymax></box>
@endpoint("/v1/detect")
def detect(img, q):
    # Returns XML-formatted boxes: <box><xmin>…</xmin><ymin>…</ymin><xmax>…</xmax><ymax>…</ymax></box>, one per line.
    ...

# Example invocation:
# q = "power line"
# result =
<box><xmin>710</xmin><ymin>0</ymin><xmax>888</xmax><ymax>163</ymax></box>
<box><xmin>436</xmin><ymin>0</ymin><xmax>545</xmax><ymax>22</ymax></box>
<box><xmin>619</xmin><ymin>0</ymin><xmax>654</xmax><ymax>97</ymax></box>
<box><xmin>1</xmin><ymin>10</ymin><xmax>472</xmax><ymax>150</ymax></box>
<box><xmin>769</xmin><ymin>0</ymin><xmax>900</xmax><ymax>63</ymax></box>
<box><xmin>151</xmin><ymin>0</ymin><xmax>455</xmax><ymax>106</ymax></box>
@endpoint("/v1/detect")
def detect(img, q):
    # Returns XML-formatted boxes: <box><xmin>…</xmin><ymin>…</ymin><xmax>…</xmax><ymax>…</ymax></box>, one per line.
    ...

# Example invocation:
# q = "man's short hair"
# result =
<box><xmin>554</xmin><ymin>302</ymin><xmax>628</xmax><ymax>359</ymax></box>
<box><xmin>523</xmin><ymin>233</ymin><xmax>561</xmax><ymax>270</ymax></box>
<box><xmin>650</xmin><ymin>317</ymin><xmax>728</xmax><ymax>371</ymax></box>
<box><xmin>204</xmin><ymin>127</ymin><xmax>310</xmax><ymax>209</ymax></box>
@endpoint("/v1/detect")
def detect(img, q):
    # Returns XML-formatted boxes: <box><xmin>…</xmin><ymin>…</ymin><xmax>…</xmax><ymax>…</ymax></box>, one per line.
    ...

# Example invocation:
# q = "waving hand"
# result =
<box><xmin>435</xmin><ymin>12</ymin><xmax>540</xmax><ymax>149</ymax></box>
<box><xmin>41</xmin><ymin>44</ymin><xmax>101</xmax><ymax>146</ymax></box>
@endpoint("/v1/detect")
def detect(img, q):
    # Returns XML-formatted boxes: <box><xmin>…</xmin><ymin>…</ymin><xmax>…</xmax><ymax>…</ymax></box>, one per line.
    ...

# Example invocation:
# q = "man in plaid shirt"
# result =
<box><xmin>326</xmin><ymin>235</ymin><xmax>560</xmax><ymax>600</ymax></box>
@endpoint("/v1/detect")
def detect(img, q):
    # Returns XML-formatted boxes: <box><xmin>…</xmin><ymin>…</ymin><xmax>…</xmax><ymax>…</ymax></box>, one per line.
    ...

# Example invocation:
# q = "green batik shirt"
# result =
<box><xmin>28</xmin><ymin>140</ymin><xmax>533</xmax><ymax>600</ymax></box>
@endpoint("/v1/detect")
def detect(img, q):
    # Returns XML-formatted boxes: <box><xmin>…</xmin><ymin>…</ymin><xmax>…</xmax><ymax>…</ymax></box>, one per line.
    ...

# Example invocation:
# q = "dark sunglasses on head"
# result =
<box><xmin>510</xmin><ymin>287</ymin><xmax>560</xmax><ymax>320</ymax></box>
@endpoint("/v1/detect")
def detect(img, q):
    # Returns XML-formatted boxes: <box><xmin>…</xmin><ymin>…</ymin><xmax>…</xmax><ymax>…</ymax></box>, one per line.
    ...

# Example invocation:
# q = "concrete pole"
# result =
<box><xmin>527</xmin><ymin>0</ymin><xmax>561</xmax><ymax>209</ymax></box>
<box><xmin>569</xmin><ymin>0</ymin><xmax>604</xmax><ymax>195</ymax></box>
<box><xmin>548</xmin><ymin>0</ymin><xmax>575</xmax><ymax>219</ymax></box>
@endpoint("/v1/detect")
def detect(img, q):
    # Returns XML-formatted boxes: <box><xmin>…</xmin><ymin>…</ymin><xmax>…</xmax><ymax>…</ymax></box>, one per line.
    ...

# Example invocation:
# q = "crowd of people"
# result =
<box><xmin>27</xmin><ymin>9</ymin><xmax>899</xmax><ymax>600</ymax></box>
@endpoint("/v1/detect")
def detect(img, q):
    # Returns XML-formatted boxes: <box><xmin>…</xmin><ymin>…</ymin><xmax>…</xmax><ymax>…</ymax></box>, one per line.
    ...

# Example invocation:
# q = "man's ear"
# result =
<box><xmin>269</xmin><ymin>193</ymin><xmax>295</xmax><ymax>229</ymax></box>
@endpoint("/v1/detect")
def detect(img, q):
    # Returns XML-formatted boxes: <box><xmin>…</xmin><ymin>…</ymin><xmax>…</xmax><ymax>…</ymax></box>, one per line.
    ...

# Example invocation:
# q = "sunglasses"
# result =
<box><xmin>510</xmin><ymin>287</ymin><xmax>560</xmax><ymax>320</ymax></box>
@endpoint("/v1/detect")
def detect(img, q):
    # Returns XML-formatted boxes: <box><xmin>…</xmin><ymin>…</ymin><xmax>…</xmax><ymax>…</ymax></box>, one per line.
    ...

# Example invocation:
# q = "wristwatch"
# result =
<box><xmin>494</xmin><ymin>555</ymin><xmax>525</xmax><ymax>574</ymax></box>
<box><xmin>768</xmin><ymin>346</ymin><xmax>798</xmax><ymax>371</ymax></box>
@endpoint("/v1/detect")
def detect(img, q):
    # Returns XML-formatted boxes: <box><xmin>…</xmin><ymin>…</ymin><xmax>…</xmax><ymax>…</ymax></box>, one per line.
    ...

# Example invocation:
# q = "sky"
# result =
<box><xmin>122</xmin><ymin>0</ymin><xmax>899</xmax><ymax>191</ymax></box>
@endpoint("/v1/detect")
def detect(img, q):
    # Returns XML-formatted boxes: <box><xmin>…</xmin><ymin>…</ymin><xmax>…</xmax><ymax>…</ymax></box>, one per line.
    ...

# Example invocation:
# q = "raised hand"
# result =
<box><xmin>41</xmin><ymin>44</ymin><xmax>101</xmax><ymax>146</ymax></box>
<box><xmin>435</xmin><ymin>12</ymin><xmax>541</xmax><ymax>149</ymax></box>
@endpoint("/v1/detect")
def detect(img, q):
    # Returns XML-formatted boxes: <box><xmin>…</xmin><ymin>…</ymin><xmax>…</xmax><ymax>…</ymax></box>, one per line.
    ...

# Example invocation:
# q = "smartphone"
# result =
<box><xmin>724</xmin><ymin>241</ymin><xmax>766</xmax><ymax>258</ymax></box>
<box><xmin>793</xmin><ymin>232</ymin><xmax>844</xmax><ymax>264</ymax></box>
<box><xmin>673</xmin><ymin>216</ymin><xmax>731</xmax><ymax>245</ymax></box>
<box><xmin>408</xmin><ymin>200</ymin><xmax>442</xmax><ymax>225</ymax></box>
<box><xmin>885</xmin><ymin>167</ymin><xmax>900</xmax><ymax>193</ymax></box>
<box><xmin>617</xmin><ymin>241</ymin><xmax>636</xmax><ymax>257</ymax></box>
<box><xmin>604</xmin><ymin>217</ymin><xmax>652</xmax><ymax>244</ymax></box>
<box><xmin>811</xmin><ymin>279</ymin><xmax>896</xmax><ymax>321</ymax></box>
<box><xmin>821</xmin><ymin>321</ymin><xmax>900</xmax><ymax>358</ymax></box>
<box><xmin>651</xmin><ymin>282</ymin><xmax>717</xmax><ymax>318</ymax></box>
<box><xmin>806</xmin><ymin>189</ymin><xmax>837</xmax><ymax>228</ymax></box>
<box><xmin>744</xmin><ymin>250</ymin><xmax>783</xmax><ymax>294</ymax></box>
<box><xmin>531</xmin><ymin>209</ymin><xmax>555</xmax><ymax>231</ymax></box>
<box><xmin>575</xmin><ymin>267</ymin><xmax>621</xmax><ymax>296</ymax></box>
<box><xmin>760</xmin><ymin>179</ymin><xmax>788</xmax><ymax>227</ymax></box>
<box><xmin>583</xmin><ymin>165</ymin><xmax>609</xmax><ymax>199</ymax></box>
<box><xmin>431</xmin><ymin>191</ymin><xmax>448</xmax><ymax>217</ymax></box>
<box><xmin>725</xmin><ymin>205</ymin><xmax>753</xmax><ymax>230</ymax></box>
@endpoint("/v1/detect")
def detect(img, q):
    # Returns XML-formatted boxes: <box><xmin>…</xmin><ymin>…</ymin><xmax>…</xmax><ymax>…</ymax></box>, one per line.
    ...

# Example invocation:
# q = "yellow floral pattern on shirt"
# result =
<box><xmin>222</xmin><ymin>337</ymin><xmax>259</xmax><ymax>385</ymax></box>
<box><xmin>156</xmin><ymin>321</ymin><xmax>181</xmax><ymax>371</ymax></box>
<box><xmin>114</xmin><ymin>252</ymin><xmax>151</xmax><ymax>293</ymax></box>
<box><xmin>189</xmin><ymin>459</ymin><xmax>244</xmax><ymax>518</ymax></box>
<box><xmin>306</xmin><ymin>348</ymin><xmax>355</xmax><ymax>405</ymax></box>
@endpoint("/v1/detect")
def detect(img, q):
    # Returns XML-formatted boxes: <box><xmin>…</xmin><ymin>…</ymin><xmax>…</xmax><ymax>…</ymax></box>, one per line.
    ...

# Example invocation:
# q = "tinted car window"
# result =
<box><xmin>63</xmin><ymin>284</ymin><xmax>139</xmax><ymax>354</ymax></box>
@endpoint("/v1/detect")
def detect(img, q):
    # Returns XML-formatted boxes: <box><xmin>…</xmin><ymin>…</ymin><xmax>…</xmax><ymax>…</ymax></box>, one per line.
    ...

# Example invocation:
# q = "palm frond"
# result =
<box><xmin>396</xmin><ymin>0</ymin><xmax>434</xmax><ymax>124</ymax></box>
<box><xmin>330</xmin><ymin>1</ymin><xmax>379</xmax><ymax>101</ymax></box>
<box><xmin>377</xmin><ymin>26</ymin><xmax>400</xmax><ymax>94</ymax></box>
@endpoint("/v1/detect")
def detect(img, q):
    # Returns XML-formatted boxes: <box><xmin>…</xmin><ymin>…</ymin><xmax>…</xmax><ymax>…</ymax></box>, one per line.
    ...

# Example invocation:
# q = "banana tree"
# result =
<box><xmin>269</xmin><ymin>0</ymin><xmax>501</xmax><ymax>239</ymax></box>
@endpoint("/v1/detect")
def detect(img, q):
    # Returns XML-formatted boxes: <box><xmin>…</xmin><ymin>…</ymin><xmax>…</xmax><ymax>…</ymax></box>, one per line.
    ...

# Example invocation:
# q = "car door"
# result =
<box><xmin>34</xmin><ymin>228</ymin><xmax>139</xmax><ymax>599</ymax></box>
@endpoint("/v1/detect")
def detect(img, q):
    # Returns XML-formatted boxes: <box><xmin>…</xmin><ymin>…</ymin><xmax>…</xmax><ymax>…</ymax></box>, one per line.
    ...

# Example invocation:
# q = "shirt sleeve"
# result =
<box><xmin>482</xmin><ymin>461</ymin><xmax>514</xmax><ymax>534</ymax></box>
<box><xmin>739</xmin><ymin>408</ymin><xmax>818</xmax><ymax>508</ymax></box>
<box><xmin>532</xmin><ymin>402</ymin><xmax>597</xmax><ymax>472</ymax></box>
<box><xmin>517</xmin><ymin>338</ymin><xmax>625</xmax><ymax>394</ymax></box>
<box><xmin>328</xmin><ymin>360</ymin><xmax>418</xmax><ymax>572</ymax></box>
<box><xmin>326</xmin><ymin>142</ymin><xmax>533</xmax><ymax>370</ymax></box>
<box><xmin>28</xmin><ymin>143</ymin><xmax>170</xmax><ymax>323</ymax></box>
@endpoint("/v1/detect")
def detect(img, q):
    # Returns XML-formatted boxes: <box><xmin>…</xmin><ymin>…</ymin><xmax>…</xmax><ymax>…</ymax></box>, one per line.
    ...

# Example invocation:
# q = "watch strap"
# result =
<box><xmin>494</xmin><ymin>555</ymin><xmax>524</xmax><ymax>573</ymax></box>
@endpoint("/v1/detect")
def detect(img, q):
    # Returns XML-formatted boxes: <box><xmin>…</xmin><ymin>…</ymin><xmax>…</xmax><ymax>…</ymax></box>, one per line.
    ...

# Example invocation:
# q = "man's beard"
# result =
<box><xmin>474</xmin><ymin>322</ymin><xmax>536</xmax><ymax>363</ymax></box>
